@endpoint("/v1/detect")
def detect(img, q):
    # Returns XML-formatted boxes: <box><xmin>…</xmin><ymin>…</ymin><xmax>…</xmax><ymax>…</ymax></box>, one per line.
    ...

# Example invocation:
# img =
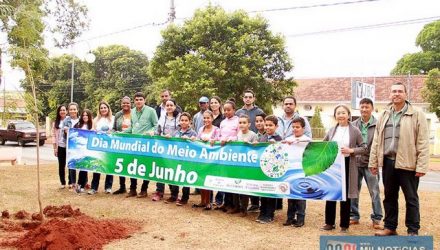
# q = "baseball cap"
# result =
<box><xmin>199</xmin><ymin>96</ymin><xmax>209</xmax><ymax>103</ymax></box>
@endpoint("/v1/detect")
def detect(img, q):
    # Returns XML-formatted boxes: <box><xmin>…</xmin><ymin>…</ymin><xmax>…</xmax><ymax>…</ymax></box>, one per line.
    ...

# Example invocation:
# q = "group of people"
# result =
<box><xmin>51</xmin><ymin>82</ymin><xmax>429</xmax><ymax>236</ymax></box>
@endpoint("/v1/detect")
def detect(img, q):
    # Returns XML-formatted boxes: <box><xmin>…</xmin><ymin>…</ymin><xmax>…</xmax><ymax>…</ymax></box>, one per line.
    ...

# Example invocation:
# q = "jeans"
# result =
<box><xmin>57</xmin><ymin>146</ymin><xmax>67</xmax><ymax>185</ymax></box>
<box><xmin>118</xmin><ymin>176</ymin><xmax>126</xmax><ymax>190</ymax></box>
<box><xmin>77</xmin><ymin>171</ymin><xmax>88</xmax><ymax>188</ymax></box>
<box><xmin>129</xmin><ymin>179</ymin><xmax>149</xmax><ymax>192</ymax></box>
<box><xmin>215</xmin><ymin>191</ymin><xmax>225</xmax><ymax>205</ymax></box>
<box><xmin>350</xmin><ymin>166</ymin><xmax>383</xmax><ymax>222</ymax></box>
<box><xmin>260</xmin><ymin>197</ymin><xmax>276</xmax><ymax>219</ymax></box>
<box><xmin>382</xmin><ymin>158</ymin><xmax>420</xmax><ymax>233</ymax></box>
<box><xmin>91</xmin><ymin>173</ymin><xmax>113</xmax><ymax>191</ymax></box>
<box><xmin>287</xmin><ymin>199</ymin><xmax>306</xmax><ymax>221</ymax></box>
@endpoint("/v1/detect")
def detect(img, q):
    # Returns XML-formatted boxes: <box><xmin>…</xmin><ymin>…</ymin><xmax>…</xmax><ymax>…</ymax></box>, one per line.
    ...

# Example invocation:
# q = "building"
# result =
<box><xmin>273</xmin><ymin>75</ymin><xmax>439</xmax><ymax>155</ymax></box>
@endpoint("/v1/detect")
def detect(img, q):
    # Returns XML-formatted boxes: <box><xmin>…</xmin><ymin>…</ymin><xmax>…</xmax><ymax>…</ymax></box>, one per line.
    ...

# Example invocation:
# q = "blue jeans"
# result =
<box><xmin>350</xmin><ymin>166</ymin><xmax>383</xmax><ymax>222</ymax></box>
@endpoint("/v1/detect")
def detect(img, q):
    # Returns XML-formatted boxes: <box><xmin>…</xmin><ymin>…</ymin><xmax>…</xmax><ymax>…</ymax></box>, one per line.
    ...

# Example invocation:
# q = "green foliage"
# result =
<box><xmin>302</xmin><ymin>141</ymin><xmax>338</xmax><ymax>176</ymax></box>
<box><xmin>310</xmin><ymin>106</ymin><xmax>324</xmax><ymax>128</ymax></box>
<box><xmin>149</xmin><ymin>5</ymin><xmax>294</xmax><ymax>113</ymax></box>
<box><xmin>392</xmin><ymin>20</ymin><xmax>440</xmax><ymax>75</ymax></box>
<box><xmin>421</xmin><ymin>68</ymin><xmax>440</xmax><ymax>118</ymax></box>
<box><xmin>44</xmin><ymin>45</ymin><xmax>150</xmax><ymax>117</ymax></box>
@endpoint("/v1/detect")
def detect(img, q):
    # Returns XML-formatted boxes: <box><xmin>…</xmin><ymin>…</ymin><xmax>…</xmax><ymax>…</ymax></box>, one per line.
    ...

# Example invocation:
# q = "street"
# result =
<box><xmin>1</xmin><ymin>142</ymin><xmax>439</xmax><ymax>191</ymax></box>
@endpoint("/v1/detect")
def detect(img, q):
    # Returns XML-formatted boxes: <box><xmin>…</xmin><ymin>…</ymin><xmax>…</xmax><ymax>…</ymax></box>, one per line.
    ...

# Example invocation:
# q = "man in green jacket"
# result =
<box><xmin>124</xmin><ymin>92</ymin><xmax>158</xmax><ymax>198</ymax></box>
<box><xmin>369</xmin><ymin>82</ymin><xmax>429</xmax><ymax>236</ymax></box>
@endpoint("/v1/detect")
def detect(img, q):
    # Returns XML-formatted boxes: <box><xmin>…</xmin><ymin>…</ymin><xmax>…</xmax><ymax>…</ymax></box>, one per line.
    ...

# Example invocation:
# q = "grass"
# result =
<box><xmin>0</xmin><ymin>164</ymin><xmax>438</xmax><ymax>249</ymax></box>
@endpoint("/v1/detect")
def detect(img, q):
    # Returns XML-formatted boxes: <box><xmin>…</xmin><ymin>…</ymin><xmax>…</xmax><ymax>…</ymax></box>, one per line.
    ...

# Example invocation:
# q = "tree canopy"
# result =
<box><xmin>421</xmin><ymin>69</ymin><xmax>440</xmax><ymax>118</ymax></box>
<box><xmin>391</xmin><ymin>20</ymin><xmax>440</xmax><ymax>75</ymax></box>
<box><xmin>149</xmin><ymin>6</ymin><xmax>295</xmax><ymax>113</ymax></box>
<box><xmin>43</xmin><ymin>45</ymin><xmax>150</xmax><ymax>118</ymax></box>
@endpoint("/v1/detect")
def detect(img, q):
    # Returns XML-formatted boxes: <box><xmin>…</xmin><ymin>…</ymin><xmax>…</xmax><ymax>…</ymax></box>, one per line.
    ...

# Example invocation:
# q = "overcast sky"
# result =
<box><xmin>2</xmin><ymin>0</ymin><xmax>439</xmax><ymax>90</ymax></box>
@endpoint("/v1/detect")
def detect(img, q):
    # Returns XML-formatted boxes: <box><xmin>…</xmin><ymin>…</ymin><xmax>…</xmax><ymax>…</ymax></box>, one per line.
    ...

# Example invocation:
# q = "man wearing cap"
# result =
<box><xmin>193</xmin><ymin>96</ymin><xmax>209</xmax><ymax>133</ymax></box>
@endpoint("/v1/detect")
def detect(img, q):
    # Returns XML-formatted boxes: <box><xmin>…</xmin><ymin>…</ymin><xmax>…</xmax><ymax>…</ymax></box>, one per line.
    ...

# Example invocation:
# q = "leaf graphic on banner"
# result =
<box><xmin>302</xmin><ymin>141</ymin><xmax>338</xmax><ymax>176</ymax></box>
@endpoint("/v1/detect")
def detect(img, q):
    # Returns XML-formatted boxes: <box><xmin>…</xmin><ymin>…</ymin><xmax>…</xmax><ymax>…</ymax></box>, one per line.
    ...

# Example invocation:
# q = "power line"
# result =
<box><xmin>248</xmin><ymin>0</ymin><xmax>381</xmax><ymax>13</ymax></box>
<box><xmin>75</xmin><ymin>20</ymin><xmax>168</xmax><ymax>44</ymax></box>
<box><xmin>287</xmin><ymin>16</ymin><xmax>440</xmax><ymax>37</ymax></box>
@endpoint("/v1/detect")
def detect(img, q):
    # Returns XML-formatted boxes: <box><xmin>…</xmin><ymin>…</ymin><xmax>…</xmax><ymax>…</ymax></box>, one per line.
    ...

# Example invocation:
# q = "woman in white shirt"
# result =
<box><xmin>88</xmin><ymin>101</ymin><xmax>115</xmax><ymax>195</ymax></box>
<box><xmin>321</xmin><ymin>104</ymin><xmax>366</xmax><ymax>233</ymax></box>
<box><xmin>51</xmin><ymin>104</ymin><xmax>68</xmax><ymax>188</ymax></box>
<box><xmin>63</xmin><ymin>102</ymin><xmax>81</xmax><ymax>188</ymax></box>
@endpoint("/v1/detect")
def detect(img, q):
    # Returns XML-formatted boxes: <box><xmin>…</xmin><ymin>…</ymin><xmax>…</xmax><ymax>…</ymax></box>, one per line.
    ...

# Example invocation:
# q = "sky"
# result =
<box><xmin>2</xmin><ymin>0</ymin><xmax>440</xmax><ymax>90</ymax></box>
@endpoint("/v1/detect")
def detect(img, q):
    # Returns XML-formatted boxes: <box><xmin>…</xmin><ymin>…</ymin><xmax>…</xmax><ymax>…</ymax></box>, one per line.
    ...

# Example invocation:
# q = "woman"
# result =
<box><xmin>154</xmin><ymin>99</ymin><xmax>181</xmax><ymax>202</ymax></box>
<box><xmin>321</xmin><ymin>104</ymin><xmax>366</xmax><ymax>233</ymax></box>
<box><xmin>193</xmin><ymin>110</ymin><xmax>220</xmax><ymax>210</ymax></box>
<box><xmin>210</xmin><ymin>96</ymin><xmax>224</xmax><ymax>128</ymax></box>
<box><xmin>63</xmin><ymin>102</ymin><xmax>81</xmax><ymax>188</ymax></box>
<box><xmin>88</xmin><ymin>101</ymin><xmax>115</xmax><ymax>195</ymax></box>
<box><xmin>51</xmin><ymin>104</ymin><xmax>68</xmax><ymax>188</ymax></box>
<box><xmin>74</xmin><ymin>109</ymin><xmax>93</xmax><ymax>193</ymax></box>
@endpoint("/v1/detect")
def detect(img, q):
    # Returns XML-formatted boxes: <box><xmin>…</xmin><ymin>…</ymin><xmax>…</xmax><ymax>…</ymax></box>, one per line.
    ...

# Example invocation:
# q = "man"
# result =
<box><xmin>192</xmin><ymin>96</ymin><xmax>209</xmax><ymax>133</ymax></box>
<box><xmin>236</xmin><ymin>89</ymin><xmax>264</xmax><ymax>133</ymax></box>
<box><xmin>236</xmin><ymin>89</ymin><xmax>264</xmax><ymax>212</ymax></box>
<box><xmin>277</xmin><ymin>96</ymin><xmax>312</xmax><ymax>225</ymax></box>
<box><xmin>349</xmin><ymin>98</ymin><xmax>383</xmax><ymax>229</ymax></box>
<box><xmin>154</xmin><ymin>89</ymin><xmax>182</xmax><ymax>119</ymax></box>
<box><xmin>124</xmin><ymin>92</ymin><xmax>158</xmax><ymax>198</ymax></box>
<box><xmin>112</xmin><ymin>96</ymin><xmax>132</xmax><ymax>195</ymax></box>
<box><xmin>277</xmin><ymin>96</ymin><xmax>312</xmax><ymax>139</ymax></box>
<box><xmin>369</xmin><ymin>82</ymin><xmax>429</xmax><ymax>236</ymax></box>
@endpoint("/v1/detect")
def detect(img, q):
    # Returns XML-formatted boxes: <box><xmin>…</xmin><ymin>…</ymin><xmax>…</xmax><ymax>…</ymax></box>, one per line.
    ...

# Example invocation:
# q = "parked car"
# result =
<box><xmin>0</xmin><ymin>120</ymin><xmax>47</xmax><ymax>146</ymax></box>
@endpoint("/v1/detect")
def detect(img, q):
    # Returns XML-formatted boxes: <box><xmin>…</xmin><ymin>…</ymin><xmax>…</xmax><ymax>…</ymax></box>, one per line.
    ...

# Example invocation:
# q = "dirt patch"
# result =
<box><xmin>1</xmin><ymin>210</ymin><xmax>9</xmax><ymax>219</ymax></box>
<box><xmin>14</xmin><ymin>210</ymin><xmax>29</xmax><ymax>220</ymax></box>
<box><xmin>1</xmin><ymin>205</ymin><xmax>141</xmax><ymax>250</ymax></box>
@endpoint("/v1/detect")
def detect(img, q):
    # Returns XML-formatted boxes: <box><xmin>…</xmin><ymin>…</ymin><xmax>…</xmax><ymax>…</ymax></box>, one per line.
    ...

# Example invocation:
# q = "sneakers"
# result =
<box><xmin>340</xmin><ymin>227</ymin><xmax>349</xmax><ymax>233</ymax></box>
<box><xmin>113</xmin><ymin>188</ymin><xmax>126</xmax><ymax>195</ymax></box>
<box><xmin>88</xmin><ymin>189</ymin><xmax>97</xmax><ymax>195</ymax></box>
<box><xmin>247</xmin><ymin>205</ymin><xmax>259</xmax><ymax>213</ymax></box>
<box><xmin>126</xmin><ymin>189</ymin><xmax>137</xmax><ymax>198</ymax></box>
<box><xmin>293</xmin><ymin>220</ymin><xmax>304</xmax><ymax>228</ymax></box>
<box><xmin>151</xmin><ymin>192</ymin><xmax>163</xmax><ymax>201</ymax></box>
<box><xmin>320</xmin><ymin>224</ymin><xmax>336</xmax><ymax>231</ymax></box>
<box><xmin>137</xmin><ymin>191</ymin><xmax>148</xmax><ymax>198</ymax></box>
<box><xmin>259</xmin><ymin>217</ymin><xmax>274</xmax><ymax>224</ymax></box>
<box><xmin>176</xmin><ymin>199</ymin><xmax>188</xmax><ymax>206</ymax></box>
<box><xmin>105</xmin><ymin>188</ymin><xmax>112</xmax><ymax>194</ymax></box>
<box><xmin>59</xmin><ymin>185</ymin><xmax>66</xmax><ymax>189</ymax></box>
<box><xmin>164</xmin><ymin>197</ymin><xmax>177</xmax><ymax>203</ymax></box>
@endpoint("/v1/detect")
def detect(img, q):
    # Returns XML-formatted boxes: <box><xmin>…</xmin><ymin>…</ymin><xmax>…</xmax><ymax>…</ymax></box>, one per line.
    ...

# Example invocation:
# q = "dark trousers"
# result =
<box><xmin>57</xmin><ymin>146</ymin><xmax>76</xmax><ymax>185</ymax></box>
<box><xmin>382</xmin><ymin>157</ymin><xmax>420</xmax><ymax>233</ymax></box>
<box><xmin>215</xmin><ymin>191</ymin><xmax>225</xmax><ymax>205</ymax></box>
<box><xmin>325</xmin><ymin>157</ymin><xmax>350</xmax><ymax>228</ymax></box>
<box><xmin>156</xmin><ymin>182</ymin><xmax>165</xmax><ymax>193</ymax></box>
<box><xmin>260</xmin><ymin>197</ymin><xmax>276</xmax><ymax>219</ymax></box>
<box><xmin>91</xmin><ymin>173</ymin><xmax>113</xmax><ymax>191</ymax></box>
<box><xmin>77</xmin><ymin>171</ymin><xmax>88</xmax><ymax>188</ymax></box>
<box><xmin>57</xmin><ymin>146</ymin><xmax>67</xmax><ymax>185</ymax></box>
<box><xmin>129</xmin><ymin>178</ymin><xmax>149</xmax><ymax>192</ymax></box>
<box><xmin>118</xmin><ymin>176</ymin><xmax>126</xmax><ymax>190</ymax></box>
<box><xmin>223</xmin><ymin>192</ymin><xmax>234</xmax><ymax>207</ymax></box>
<box><xmin>250</xmin><ymin>196</ymin><xmax>260</xmax><ymax>207</ymax></box>
<box><xmin>276</xmin><ymin>198</ymin><xmax>283</xmax><ymax>210</ymax></box>
<box><xmin>240</xmin><ymin>195</ymin><xmax>250</xmax><ymax>212</ymax></box>
<box><xmin>169</xmin><ymin>185</ymin><xmax>181</xmax><ymax>198</ymax></box>
<box><xmin>287</xmin><ymin>199</ymin><xmax>307</xmax><ymax>221</ymax></box>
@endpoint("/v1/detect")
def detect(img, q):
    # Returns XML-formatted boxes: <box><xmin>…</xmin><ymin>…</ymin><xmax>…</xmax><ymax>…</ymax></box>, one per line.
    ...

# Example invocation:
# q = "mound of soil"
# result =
<box><xmin>1</xmin><ymin>205</ymin><xmax>141</xmax><ymax>250</ymax></box>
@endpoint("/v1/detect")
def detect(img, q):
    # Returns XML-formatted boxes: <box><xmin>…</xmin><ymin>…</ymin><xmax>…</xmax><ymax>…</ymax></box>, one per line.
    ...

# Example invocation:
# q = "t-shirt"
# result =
<box><xmin>237</xmin><ymin>130</ymin><xmax>258</xmax><ymax>143</ymax></box>
<box><xmin>332</xmin><ymin>125</ymin><xmax>350</xmax><ymax>157</ymax></box>
<box><xmin>95</xmin><ymin>116</ymin><xmax>115</xmax><ymax>132</ymax></box>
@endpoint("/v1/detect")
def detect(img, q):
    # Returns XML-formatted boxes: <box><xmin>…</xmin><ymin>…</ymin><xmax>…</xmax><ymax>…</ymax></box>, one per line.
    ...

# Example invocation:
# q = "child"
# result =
<box><xmin>255</xmin><ymin>112</ymin><xmax>266</xmax><ymax>140</ymax></box>
<box><xmin>283</xmin><ymin>117</ymin><xmax>311</xmax><ymax>227</ymax></box>
<box><xmin>231</xmin><ymin>114</ymin><xmax>258</xmax><ymax>216</ymax></box>
<box><xmin>169</xmin><ymin>112</ymin><xmax>197</xmax><ymax>206</ymax></box>
<box><xmin>257</xmin><ymin>115</ymin><xmax>282</xmax><ymax>224</ymax></box>
<box><xmin>215</xmin><ymin>100</ymin><xmax>239</xmax><ymax>212</ymax></box>
<box><xmin>195</xmin><ymin>110</ymin><xmax>220</xmax><ymax>210</ymax></box>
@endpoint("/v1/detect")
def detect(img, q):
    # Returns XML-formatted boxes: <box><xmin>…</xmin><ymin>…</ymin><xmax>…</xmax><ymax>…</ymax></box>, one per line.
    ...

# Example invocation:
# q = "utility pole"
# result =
<box><xmin>169</xmin><ymin>0</ymin><xmax>176</xmax><ymax>23</ymax></box>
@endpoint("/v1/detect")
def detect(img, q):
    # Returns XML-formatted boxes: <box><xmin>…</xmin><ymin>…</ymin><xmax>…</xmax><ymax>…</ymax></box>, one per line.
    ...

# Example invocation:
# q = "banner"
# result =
<box><xmin>67</xmin><ymin>128</ymin><xmax>346</xmax><ymax>200</ymax></box>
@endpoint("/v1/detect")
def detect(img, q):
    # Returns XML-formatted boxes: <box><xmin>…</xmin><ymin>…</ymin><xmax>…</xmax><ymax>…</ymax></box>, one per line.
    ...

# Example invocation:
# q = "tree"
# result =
<box><xmin>80</xmin><ymin>45</ymin><xmax>150</xmax><ymax>113</ymax></box>
<box><xmin>309</xmin><ymin>106</ymin><xmax>325</xmax><ymax>139</ymax></box>
<box><xmin>149</xmin><ymin>6</ymin><xmax>294</xmax><ymax>113</ymax></box>
<box><xmin>392</xmin><ymin>20</ymin><xmax>440</xmax><ymax>75</ymax></box>
<box><xmin>421</xmin><ymin>68</ymin><xmax>440</xmax><ymax>118</ymax></box>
